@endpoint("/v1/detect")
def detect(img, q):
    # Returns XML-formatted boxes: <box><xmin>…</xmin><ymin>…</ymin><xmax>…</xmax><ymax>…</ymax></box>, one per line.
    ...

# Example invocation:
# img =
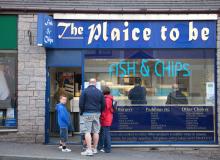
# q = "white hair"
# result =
<box><xmin>89</xmin><ymin>78</ymin><xmax>96</xmax><ymax>85</ymax></box>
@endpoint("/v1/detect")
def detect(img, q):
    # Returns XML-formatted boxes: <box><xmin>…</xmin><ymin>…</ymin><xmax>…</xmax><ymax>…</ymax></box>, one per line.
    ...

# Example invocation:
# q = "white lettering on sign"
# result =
<box><xmin>170</xmin><ymin>28</ymin><xmax>179</xmax><ymax>41</ymax></box>
<box><xmin>56</xmin><ymin>21</ymin><xmax>211</xmax><ymax>45</ymax></box>
<box><xmin>201</xmin><ymin>28</ymin><xmax>209</xmax><ymax>41</ymax></box>
<box><xmin>123</xmin><ymin>21</ymin><xmax>129</xmax><ymax>41</ymax></box>
<box><xmin>58</xmin><ymin>22</ymin><xmax>83</xmax><ymax>39</ymax></box>
<box><xmin>87</xmin><ymin>21</ymin><xmax>152</xmax><ymax>45</ymax></box>
<box><xmin>189</xmin><ymin>21</ymin><xmax>210</xmax><ymax>41</ymax></box>
<box><xmin>44</xmin><ymin>35</ymin><xmax>54</xmax><ymax>44</ymax></box>
<box><xmin>44</xmin><ymin>17</ymin><xmax>54</xmax><ymax>45</ymax></box>
<box><xmin>44</xmin><ymin>19</ymin><xmax>53</xmax><ymax>26</ymax></box>
<box><xmin>111</xmin><ymin>28</ymin><xmax>120</xmax><ymax>41</ymax></box>
<box><xmin>132</xmin><ymin>28</ymin><xmax>140</xmax><ymax>41</ymax></box>
<box><xmin>189</xmin><ymin>22</ymin><xmax>198</xmax><ymax>41</ymax></box>
<box><xmin>143</xmin><ymin>28</ymin><xmax>151</xmax><ymax>41</ymax></box>
<box><xmin>161</xmin><ymin>26</ymin><xmax>167</xmax><ymax>41</ymax></box>
<box><xmin>88</xmin><ymin>23</ymin><xmax>102</xmax><ymax>44</ymax></box>
<box><xmin>161</xmin><ymin>27</ymin><xmax>180</xmax><ymax>41</ymax></box>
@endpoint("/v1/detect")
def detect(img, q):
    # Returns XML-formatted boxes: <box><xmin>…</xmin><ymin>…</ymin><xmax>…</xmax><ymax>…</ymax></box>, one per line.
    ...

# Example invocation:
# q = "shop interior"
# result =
<box><xmin>85</xmin><ymin>58</ymin><xmax>215</xmax><ymax>106</ymax></box>
<box><xmin>49</xmin><ymin>67</ymin><xmax>82</xmax><ymax>143</ymax></box>
<box><xmin>0</xmin><ymin>53</ymin><xmax>17</xmax><ymax>128</ymax></box>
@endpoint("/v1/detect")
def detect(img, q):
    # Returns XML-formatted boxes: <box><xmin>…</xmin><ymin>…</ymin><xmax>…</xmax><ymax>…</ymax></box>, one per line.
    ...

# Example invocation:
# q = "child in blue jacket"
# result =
<box><xmin>56</xmin><ymin>94</ymin><xmax>72</xmax><ymax>152</ymax></box>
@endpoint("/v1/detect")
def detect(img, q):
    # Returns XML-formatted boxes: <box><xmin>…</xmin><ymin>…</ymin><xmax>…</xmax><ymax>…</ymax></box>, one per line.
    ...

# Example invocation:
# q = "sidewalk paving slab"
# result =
<box><xmin>0</xmin><ymin>142</ymin><xmax>219</xmax><ymax>160</ymax></box>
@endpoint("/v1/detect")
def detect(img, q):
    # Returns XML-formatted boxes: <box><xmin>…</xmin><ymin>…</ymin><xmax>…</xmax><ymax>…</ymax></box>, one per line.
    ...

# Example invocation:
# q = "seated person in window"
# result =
<box><xmin>166</xmin><ymin>84</ymin><xmax>188</xmax><ymax>105</ymax></box>
<box><xmin>128</xmin><ymin>78</ymin><xmax>147</xmax><ymax>104</ymax></box>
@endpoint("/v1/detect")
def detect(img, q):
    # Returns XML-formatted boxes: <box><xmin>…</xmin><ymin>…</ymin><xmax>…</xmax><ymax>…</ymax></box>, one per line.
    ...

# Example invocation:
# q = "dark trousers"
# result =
<box><xmin>98</xmin><ymin>126</ymin><xmax>111</xmax><ymax>153</ymax></box>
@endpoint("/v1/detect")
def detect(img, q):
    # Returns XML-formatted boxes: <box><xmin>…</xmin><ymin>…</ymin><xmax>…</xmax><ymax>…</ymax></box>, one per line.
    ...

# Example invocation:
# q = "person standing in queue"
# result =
<box><xmin>79</xmin><ymin>78</ymin><xmax>105</xmax><ymax>156</ymax></box>
<box><xmin>56</xmin><ymin>94</ymin><xmax>72</xmax><ymax>152</ymax></box>
<box><xmin>98</xmin><ymin>86</ymin><xmax>114</xmax><ymax>153</ymax></box>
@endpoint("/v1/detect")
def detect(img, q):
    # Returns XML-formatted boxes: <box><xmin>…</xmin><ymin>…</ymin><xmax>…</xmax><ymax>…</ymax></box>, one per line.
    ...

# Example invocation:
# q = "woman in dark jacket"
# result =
<box><xmin>98</xmin><ymin>86</ymin><xmax>114</xmax><ymax>153</ymax></box>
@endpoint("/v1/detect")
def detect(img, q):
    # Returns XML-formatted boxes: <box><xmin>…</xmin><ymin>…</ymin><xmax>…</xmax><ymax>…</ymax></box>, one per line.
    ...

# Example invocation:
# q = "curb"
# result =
<box><xmin>0</xmin><ymin>155</ymin><xmax>73</xmax><ymax>160</ymax></box>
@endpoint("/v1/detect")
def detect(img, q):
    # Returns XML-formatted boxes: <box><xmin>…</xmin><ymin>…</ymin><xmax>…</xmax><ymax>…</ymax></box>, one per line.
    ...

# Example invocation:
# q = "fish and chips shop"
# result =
<box><xmin>37</xmin><ymin>13</ymin><xmax>218</xmax><ymax>146</ymax></box>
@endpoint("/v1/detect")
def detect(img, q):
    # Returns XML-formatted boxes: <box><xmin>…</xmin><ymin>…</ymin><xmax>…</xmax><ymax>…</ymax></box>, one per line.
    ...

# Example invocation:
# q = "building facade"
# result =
<box><xmin>0</xmin><ymin>0</ymin><xmax>220</xmax><ymax>146</ymax></box>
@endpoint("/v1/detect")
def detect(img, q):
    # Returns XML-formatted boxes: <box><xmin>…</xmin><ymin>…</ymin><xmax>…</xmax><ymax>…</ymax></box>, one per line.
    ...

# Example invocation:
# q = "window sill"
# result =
<box><xmin>0</xmin><ymin>129</ymin><xmax>18</xmax><ymax>132</ymax></box>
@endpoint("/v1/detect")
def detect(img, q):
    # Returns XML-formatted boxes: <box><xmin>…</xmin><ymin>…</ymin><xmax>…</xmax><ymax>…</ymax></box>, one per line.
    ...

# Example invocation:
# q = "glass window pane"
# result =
<box><xmin>84</xmin><ymin>49</ymin><xmax>215</xmax><ymax>107</ymax></box>
<box><xmin>0</xmin><ymin>53</ymin><xmax>17</xmax><ymax>128</ymax></box>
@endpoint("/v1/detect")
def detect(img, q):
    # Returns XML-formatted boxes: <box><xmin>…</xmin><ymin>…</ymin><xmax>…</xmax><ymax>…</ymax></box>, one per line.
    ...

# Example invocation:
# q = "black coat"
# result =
<box><xmin>128</xmin><ymin>85</ymin><xmax>147</xmax><ymax>104</ymax></box>
<box><xmin>166</xmin><ymin>90</ymin><xmax>188</xmax><ymax>104</ymax></box>
<box><xmin>79</xmin><ymin>85</ymin><xmax>105</xmax><ymax>115</ymax></box>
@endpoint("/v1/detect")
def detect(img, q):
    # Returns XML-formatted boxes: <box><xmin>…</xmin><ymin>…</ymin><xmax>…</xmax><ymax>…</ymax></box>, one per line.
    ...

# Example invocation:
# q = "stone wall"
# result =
<box><xmin>217</xmin><ymin>16</ymin><xmax>220</xmax><ymax>144</ymax></box>
<box><xmin>0</xmin><ymin>14</ymin><xmax>46</xmax><ymax>143</ymax></box>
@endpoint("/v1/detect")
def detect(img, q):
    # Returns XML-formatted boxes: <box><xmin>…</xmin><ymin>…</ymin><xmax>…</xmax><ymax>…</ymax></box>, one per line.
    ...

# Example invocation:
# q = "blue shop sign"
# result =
<box><xmin>37</xmin><ymin>14</ymin><xmax>216</xmax><ymax>49</ymax></box>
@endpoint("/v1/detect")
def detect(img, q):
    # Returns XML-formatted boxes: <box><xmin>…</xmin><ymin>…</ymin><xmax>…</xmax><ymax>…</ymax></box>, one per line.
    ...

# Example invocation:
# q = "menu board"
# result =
<box><xmin>111</xmin><ymin>106</ymin><xmax>216</xmax><ymax>144</ymax></box>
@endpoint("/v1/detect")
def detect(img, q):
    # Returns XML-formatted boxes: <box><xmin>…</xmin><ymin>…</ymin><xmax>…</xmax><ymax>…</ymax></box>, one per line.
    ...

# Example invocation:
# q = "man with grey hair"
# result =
<box><xmin>79</xmin><ymin>78</ymin><xmax>105</xmax><ymax>156</ymax></box>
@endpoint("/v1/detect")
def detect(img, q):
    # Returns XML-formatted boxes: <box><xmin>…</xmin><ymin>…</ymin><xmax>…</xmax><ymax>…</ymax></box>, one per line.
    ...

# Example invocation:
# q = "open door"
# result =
<box><xmin>46</xmin><ymin>67</ymin><xmax>82</xmax><ymax>144</ymax></box>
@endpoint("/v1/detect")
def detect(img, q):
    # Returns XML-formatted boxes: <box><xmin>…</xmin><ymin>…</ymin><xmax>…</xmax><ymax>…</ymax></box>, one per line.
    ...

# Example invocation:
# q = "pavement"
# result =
<box><xmin>0</xmin><ymin>142</ymin><xmax>220</xmax><ymax>160</ymax></box>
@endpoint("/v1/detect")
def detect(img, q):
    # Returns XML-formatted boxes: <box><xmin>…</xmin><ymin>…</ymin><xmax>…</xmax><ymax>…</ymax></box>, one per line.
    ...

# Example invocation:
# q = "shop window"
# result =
<box><xmin>0</xmin><ymin>52</ymin><xmax>17</xmax><ymax>129</ymax></box>
<box><xmin>84</xmin><ymin>49</ymin><xmax>216</xmax><ymax>107</ymax></box>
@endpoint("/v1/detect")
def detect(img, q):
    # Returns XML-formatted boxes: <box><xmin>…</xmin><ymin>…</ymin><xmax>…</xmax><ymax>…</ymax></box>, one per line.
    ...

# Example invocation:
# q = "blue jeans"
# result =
<box><xmin>60</xmin><ymin>128</ymin><xmax>68</xmax><ymax>142</ymax></box>
<box><xmin>98</xmin><ymin>126</ymin><xmax>111</xmax><ymax>153</ymax></box>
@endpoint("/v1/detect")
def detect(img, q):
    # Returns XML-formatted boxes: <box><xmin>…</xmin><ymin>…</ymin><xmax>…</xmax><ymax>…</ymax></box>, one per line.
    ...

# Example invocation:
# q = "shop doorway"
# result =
<box><xmin>47</xmin><ymin>67</ymin><xmax>82</xmax><ymax>144</ymax></box>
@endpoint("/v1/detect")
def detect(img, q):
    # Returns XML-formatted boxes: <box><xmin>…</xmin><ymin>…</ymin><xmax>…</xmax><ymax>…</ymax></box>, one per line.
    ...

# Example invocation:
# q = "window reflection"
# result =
<box><xmin>0</xmin><ymin>53</ymin><xmax>17</xmax><ymax>128</ymax></box>
<box><xmin>84</xmin><ymin>50</ymin><xmax>215</xmax><ymax>107</ymax></box>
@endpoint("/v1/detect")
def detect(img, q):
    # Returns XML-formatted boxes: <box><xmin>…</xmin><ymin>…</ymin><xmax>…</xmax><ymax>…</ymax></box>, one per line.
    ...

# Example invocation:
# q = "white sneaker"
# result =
<box><xmin>100</xmin><ymin>149</ymin><xmax>105</xmax><ymax>153</ymax></box>
<box><xmin>58</xmin><ymin>146</ymin><xmax>62</xmax><ymax>149</ymax></box>
<box><xmin>92</xmin><ymin>148</ymin><xmax>98</xmax><ymax>154</ymax></box>
<box><xmin>81</xmin><ymin>149</ymin><xmax>93</xmax><ymax>156</ymax></box>
<box><xmin>62</xmin><ymin>148</ymin><xmax>71</xmax><ymax>152</ymax></box>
